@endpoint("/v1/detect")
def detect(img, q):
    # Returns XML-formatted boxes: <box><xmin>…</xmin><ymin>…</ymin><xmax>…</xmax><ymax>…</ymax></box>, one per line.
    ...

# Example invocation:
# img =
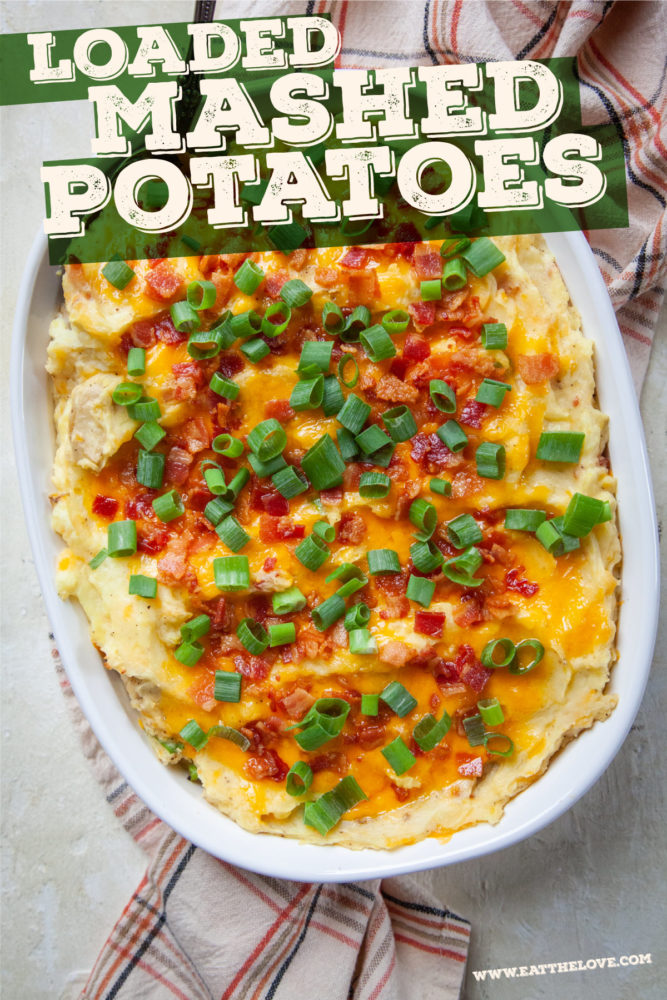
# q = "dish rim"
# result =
<box><xmin>10</xmin><ymin>229</ymin><xmax>660</xmax><ymax>882</ymax></box>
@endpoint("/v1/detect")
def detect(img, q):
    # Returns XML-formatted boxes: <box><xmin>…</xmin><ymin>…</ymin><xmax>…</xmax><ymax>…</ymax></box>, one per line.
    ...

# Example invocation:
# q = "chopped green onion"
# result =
<box><xmin>429</xmin><ymin>379</ymin><xmax>456</xmax><ymax>414</ymax></box>
<box><xmin>382</xmin><ymin>309</ymin><xmax>410</xmax><ymax>334</ymax></box>
<box><xmin>409</xmin><ymin>498</ymin><xmax>437</xmax><ymax>541</ymax></box>
<box><xmin>180</xmin><ymin>615</ymin><xmax>211</xmax><ymax>642</ymax></box>
<box><xmin>212</xmin><ymin>434</ymin><xmax>244</xmax><ymax>458</ymax></box>
<box><xmin>102</xmin><ymin>259</ymin><xmax>135</xmax><ymax>290</ymax></box>
<box><xmin>367</xmin><ymin>549</ymin><xmax>401</xmax><ymax>575</ymax></box>
<box><xmin>430</xmin><ymin>477</ymin><xmax>452</xmax><ymax>496</ymax></box>
<box><xmin>237</xmin><ymin>617</ymin><xmax>269</xmax><ymax>655</ymax></box>
<box><xmin>348</xmin><ymin>628</ymin><xmax>377</xmax><ymax>655</ymax></box>
<box><xmin>230</xmin><ymin>310</ymin><xmax>262</xmax><ymax>339</ymax></box>
<box><xmin>174</xmin><ymin>641</ymin><xmax>204</xmax><ymax>667</ymax></box>
<box><xmin>89</xmin><ymin>548</ymin><xmax>108</xmax><ymax>569</ymax></box>
<box><xmin>481</xmin><ymin>322</ymin><xmax>508</xmax><ymax>350</ymax></box>
<box><xmin>461</xmin><ymin>238</ymin><xmax>506</xmax><ymax>277</ymax></box>
<box><xmin>216</xmin><ymin>515</ymin><xmax>250</xmax><ymax>553</ymax></box>
<box><xmin>410</xmin><ymin>540</ymin><xmax>444</xmax><ymax>573</ymax></box>
<box><xmin>233</xmin><ymin>259</ymin><xmax>264</xmax><ymax>295</ymax></box>
<box><xmin>107</xmin><ymin>520</ymin><xmax>137</xmax><ymax>557</ymax></box>
<box><xmin>268</xmin><ymin>221</ymin><xmax>308</xmax><ymax>253</ymax></box>
<box><xmin>136</xmin><ymin>450</ymin><xmax>165</xmax><ymax>489</ymax></box>
<box><xmin>290</xmin><ymin>698</ymin><xmax>351</xmax><ymax>751</ymax></box>
<box><xmin>382</xmin><ymin>736</ymin><xmax>416</xmax><ymax>775</ymax></box>
<box><xmin>359</xmin><ymin>472</ymin><xmax>391</xmax><ymax>498</ymax></box>
<box><xmin>298</xmin><ymin>340</ymin><xmax>333</xmax><ymax>374</ymax></box>
<box><xmin>247</xmin><ymin>419</ymin><xmax>287</xmax><ymax>461</ymax></box>
<box><xmin>129</xmin><ymin>574</ymin><xmax>157</xmax><ymax>598</ymax></box>
<box><xmin>476</xmin><ymin>441</ymin><xmax>506</xmax><ymax>479</ymax></box>
<box><xmin>536</xmin><ymin>431</ymin><xmax>585</xmax><ymax>464</ymax></box>
<box><xmin>336</xmin><ymin>577</ymin><xmax>366</xmax><ymax>599</ymax></box>
<box><xmin>268</xmin><ymin>622</ymin><xmax>296</xmax><ymax>646</ymax></box>
<box><xmin>361</xmin><ymin>693</ymin><xmax>379</xmax><ymax>716</ymax></box>
<box><xmin>311</xmin><ymin>593</ymin><xmax>346</xmax><ymax>631</ymax></box>
<box><xmin>442</xmin><ymin>257</ymin><xmax>467</xmax><ymax>290</ymax></box>
<box><xmin>421</xmin><ymin>279</ymin><xmax>442</xmax><ymax>301</ymax></box>
<box><xmin>536</xmin><ymin>517</ymin><xmax>580</xmax><ymax>556</ymax></box>
<box><xmin>271</xmin><ymin>589</ymin><xmax>306</xmax><ymax>621</ymax></box>
<box><xmin>413</xmin><ymin>711</ymin><xmax>451</xmax><ymax>751</ymax></box>
<box><xmin>270</xmin><ymin>466</ymin><xmax>306</xmax><ymax>500</ymax></box>
<box><xmin>204</xmin><ymin>497</ymin><xmax>234</xmax><ymax>526</ymax></box>
<box><xmin>478</xmin><ymin>698</ymin><xmax>504</xmax><ymax>726</ymax></box>
<box><xmin>201</xmin><ymin>464</ymin><xmax>225</xmax><ymax>496</ymax></box>
<box><xmin>295</xmin><ymin>533</ymin><xmax>330</xmax><ymax>571</ymax></box>
<box><xmin>463</xmin><ymin>713</ymin><xmax>486</xmax><ymax>747</ymax></box>
<box><xmin>336</xmin><ymin>427</ymin><xmax>359</xmax><ymax>461</ymax></box>
<box><xmin>380</xmin><ymin>681</ymin><xmax>417</xmax><ymax>717</ymax></box>
<box><xmin>481</xmin><ymin>637</ymin><xmax>515</xmax><ymax>668</ymax></box>
<box><xmin>313</xmin><ymin>520</ymin><xmax>335</xmax><ymax>543</ymax></box>
<box><xmin>214</xmin><ymin>555</ymin><xmax>250</xmax><ymax>591</ymax></box>
<box><xmin>476</xmin><ymin>378</ymin><xmax>511</xmax><ymax>407</ymax></box>
<box><xmin>207</xmin><ymin>724</ymin><xmax>251</xmax><ymax>751</ymax></box>
<box><xmin>112</xmin><ymin>382</ymin><xmax>143</xmax><ymax>406</ymax></box>
<box><xmin>355</xmin><ymin>425</ymin><xmax>392</xmax><ymax>457</ymax></box>
<box><xmin>187</xmin><ymin>319</ymin><xmax>233</xmax><ymax>359</ymax></box>
<box><xmin>440</xmin><ymin>237</ymin><xmax>471</xmax><ymax>258</ymax></box>
<box><xmin>382</xmin><ymin>405</ymin><xmax>417</xmax><ymax>442</ymax></box>
<box><xmin>134</xmin><ymin>421</ymin><xmax>165</xmax><ymax>451</ymax></box>
<box><xmin>286</xmin><ymin>761</ymin><xmax>313</xmax><ymax>796</ymax></box>
<box><xmin>152</xmin><ymin>490</ymin><xmax>184</xmax><ymax>523</ymax></box>
<box><xmin>322</xmin><ymin>376</ymin><xmax>344</xmax><ymax>416</ymax></box>
<box><xmin>504</xmin><ymin>509</ymin><xmax>546</xmax><ymax>532</ymax></box>
<box><xmin>322</xmin><ymin>301</ymin><xmax>345</xmax><ymax>333</ymax></box>
<box><xmin>341</xmin><ymin>305</ymin><xmax>371</xmax><ymax>343</ymax></box>
<box><xmin>437</xmin><ymin>420</ymin><xmax>468</xmax><ymax>452</ymax></box>
<box><xmin>337</xmin><ymin>394</ymin><xmax>371</xmax><ymax>435</ymax></box>
<box><xmin>406</xmin><ymin>575</ymin><xmax>435</xmax><ymax>607</ymax></box>
<box><xmin>249</xmin><ymin>452</ymin><xmax>287</xmax><ymax>478</ymax></box>
<box><xmin>209</xmin><ymin>372</ymin><xmax>240</xmax><ymax>400</ymax></box>
<box><xmin>344</xmin><ymin>603</ymin><xmax>370</xmax><ymax>630</ymax></box>
<box><xmin>280</xmin><ymin>279</ymin><xmax>313</xmax><ymax>308</ymax></box>
<box><xmin>509</xmin><ymin>638</ymin><xmax>544</xmax><ymax>675</ymax></box>
<box><xmin>447</xmin><ymin>513</ymin><xmax>483</xmax><ymax>549</ymax></box>
<box><xmin>442</xmin><ymin>545</ymin><xmax>483</xmax><ymax>587</ymax></box>
<box><xmin>261</xmin><ymin>301</ymin><xmax>291</xmax><ymax>337</ymax></box>
<box><xmin>170</xmin><ymin>300</ymin><xmax>201</xmax><ymax>333</ymax></box>
<box><xmin>187</xmin><ymin>279</ymin><xmax>216</xmax><ymax>311</ymax></box>
<box><xmin>326</xmin><ymin>563</ymin><xmax>366</xmax><ymax>583</ymax></box>
<box><xmin>301</xmin><ymin>434</ymin><xmax>345</xmax><ymax>490</ymax></box>
<box><xmin>484</xmin><ymin>732</ymin><xmax>514</xmax><ymax>756</ymax></box>
<box><xmin>214</xmin><ymin>671</ymin><xmax>242</xmax><ymax>703</ymax></box>
<box><xmin>562</xmin><ymin>493</ymin><xmax>609</xmax><ymax>537</ymax></box>
<box><xmin>126</xmin><ymin>395</ymin><xmax>161</xmax><ymax>422</ymax></box>
<box><xmin>303</xmin><ymin>776</ymin><xmax>367</xmax><ymax>834</ymax></box>
<box><xmin>337</xmin><ymin>354</ymin><xmax>359</xmax><ymax>388</ymax></box>
<box><xmin>241</xmin><ymin>338</ymin><xmax>270</xmax><ymax>363</ymax></box>
<box><xmin>290</xmin><ymin>375</ymin><xmax>324</xmax><ymax>412</ymax></box>
<box><xmin>224</xmin><ymin>468</ymin><xmax>250</xmax><ymax>500</ymax></box>
<box><xmin>127</xmin><ymin>347</ymin><xmax>146</xmax><ymax>376</ymax></box>
<box><xmin>360</xmin><ymin>324</ymin><xmax>397</xmax><ymax>362</ymax></box>
<box><xmin>180</xmin><ymin>720</ymin><xmax>208</xmax><ymax>750</ymax></box>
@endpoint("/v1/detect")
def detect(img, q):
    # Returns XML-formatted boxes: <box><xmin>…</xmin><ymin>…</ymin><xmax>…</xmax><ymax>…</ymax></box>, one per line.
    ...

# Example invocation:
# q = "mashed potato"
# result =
<box><xmin>48</xmin><ymin>237</ymin><xmax>619</xmax><ymax>848</ymax></box>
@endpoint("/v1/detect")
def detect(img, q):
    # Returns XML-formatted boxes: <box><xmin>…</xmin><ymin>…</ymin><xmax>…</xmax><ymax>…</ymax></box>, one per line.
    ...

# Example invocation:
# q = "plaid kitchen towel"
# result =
<box><xmin>56</xmin><ymin>2</ymin><xmax>666</xmax><ymax>999</ymax></box>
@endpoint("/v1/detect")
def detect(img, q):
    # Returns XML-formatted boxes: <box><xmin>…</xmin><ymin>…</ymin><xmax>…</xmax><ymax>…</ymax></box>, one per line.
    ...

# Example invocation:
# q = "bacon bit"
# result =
<box><xmin>337</xmin><ymin>511</ymin><xmax>365</xmax><ymax>545</ymax></box>
<box><xmin>413</xmin><ymin>244</ymin><xmax>442</xmax><ymax>279</ymax></box>
<box><xmin>263</xmin><ymin>556</ymin><xmax>277</xmax><ymax>572</ymax></box>
<box><xmin>144</xmin><ymin>262</ymin><xmax>183</xmax><ymax>302</ymax></box>
<box><xmin>415</xmin><ymin>611</ymin><xmax>445</xmax><ymax>637</ymax></box>
<box><xmin>153</xmin><ymin>313</ymin><xmax>187</xmax><ymax>344</ymax></box>
<box><xmin>457</xmin><ymin>754</ymin><xmax>483</xmax><ymax>778</ymax></box>
<box><xmin>357</xmin><ymin>370</ymin><xmax>378</xmax><ymax>399</ymax></box>
<box><xmin>343</xmin><ymin>463</ymin><xmax>363</xmax><ymax>491</ymax></box>
<box><xmin>125</xmin><ymin>491</ymin><xmax>157</xmax><ymax>520</ymax></box>
<box><xmin>207</xmin><ymin>597</ymin><xmax>233</xmax><ymax>634</ymax></box>
<box><xmin>320</xmin><ymin>487</ymin><xmax>343</xmax><ymax>506</ymax></box>
<box><xmin>440</xmin><ymin>294</ymin><xmax>482</xmax><ymax>327</ymax></box>
<box><xmin>373</xmin><ymin>570</ymin><xmax>408</xmax><ymax>596</ymax></box>
<box><xmin>409</xmin><ymin>301</ymin><xmax>436</xmax><ymax>328</ymax></box>
<box><xmin>348</xmin><ymin>270</ymin><xmax>380</xmax><ymax>303</ymax></box>
<box><xmin>264</xmin><ymin>270</ymin><xmax>289</xmax><ymax>299</ymax></box>
<box><xmin>396</xmin><ymin>480</ymin><xmax>421</xmax><ymax>519</ymax></box>
<box><xmin>410</xmin><ymin>432</ymin><xmax>463</xmax><ymax>473</ymax></box>
<box><xmin>165</xmin><ymin>447</ymin><xmax>193</xmax><ymax>486</ymax></box>
<box><xmin>233</xmin><ymin>654</ymin><xmax>270</xmax><ymax>680</ymax></box>
<box><xmin>454</xmin><ymin>644</ymin><xmax>491</xmax><ymax>693</ymax></box>
<box><xmin>314</xmin><ymin>266</ymin><xmax>338</xmax><ymax>288</ymax></box>
<box><xmin>92</xmin><ymin>494</ymin><xmax>118</xmax><ymax>519</ymax></box>
<box><xmin>388</xmin><ymin>357</ymin><xmax>409</xmax><ymax>380</ymax></box>
<box><xmin>181</xmin><ymin>416</ymin><xmax>209</xmax><ymax>454</ymax></box>
<box><xmin>505</xmin><ymin>567</ymin><xmax>539</xmax><ymax>597</ymax></box>
<box><xmin>210</xmin><ymin>270</ymin><xmax>234</xmax><ymax>310</ymax></box>
<box><xmin>264</xmin><ymin>399</ymin><xmax>294</xmax><ymax>421</ymax></box>
<box><xmin>340</xmin><ymin>247</ymin><xmax>369</xmax><ymax>268</ymax></box>
<box><xmin>447</xmin><ymin>323</ymin><xmax>478</xmax><ymax>343</ymax></box>
<box><xmin>281</xmin><ymin>687</ymin><xmax>315</xmax><ymax>719</ymax></box>
<box><xmin>516</xmin><ymin>353</ymin><xmax>559</xmax><ymax>384</ymax></box>
<box><xmin>459</xmin><ymin>399</ymin><xmax>488</xmax><ymax>429</ymax></box>
<box><xmin>262</xmin><ymin>492</ymin><xmax>290</xmax><ymax>517</ymax></box>
<box><xmin>378</xmin><ymin>640</ymin><xmax>413</xmax><ymax>667</ymax></box>
<box><xmin>346</xmin><ymin>721</ymin><xmax>386</xmax><ymax>750</ymax></box>
<box><xmin>157</xmin><ymin>535</ymin><xmax>192</xmax><ymax>584</ymax></box>
<box><xmin>171</xmin><ymin>362</ymin><xmax>206</xmax><ymax>403</ymax></box>
<box><xmin>403</xmin><ymin>334</ymin><xmax>430</xmax><ymax>362</ymax></box>
<box><xmin>187</xmin><ymin>674</ymin><xmax>216</xmax><ymax>712</ymax></box>
<box><xmin>453</xmin><ymin>596</ymin><xmax>485</xmax><ymax>628</ymax></box>
<box><xmin>450</xmin><ymin>347</ymin><xmax>497</xmax><ymax>378</ymax></box>
<box><xmin>391</xmin><ymin>783</ymin><xmax>411</xmax><ymax>802</ymax></box>
<box><xmin>134</xmin><ymin>522</ymin><xmax>167</xmax><ymax>557</ymax></box>
<box><xmin>248</xmin><ymin>594</ymin><xmax>271</xmax><ymax>623</ymax></box>
<box><xmin>451</xmin><ymin>470</ymin><xmax>485</xmax><ymax>498</ymax></box>
<box><xmin>199</xmin><ymin>255</ymin><xmax>221</xmax><ymax>275</ymax></box>
<box><xmin>295</xmin><ymin>628</ymin><xmax>323</xmax><ymax>662</ymax></box>
<box><xmin>309</xmin><ymin>752</ymin><xmax>348</xmax><ymax>774</ymax></box>
<box><xmin>259</xmin><ymin>515</ymin><xmax>305</xmax><ymax>543</ymax></box>
<box><xmin>128</xmin><ymin>319</ymin><xmax>157</xmax><ymax>349</ymax></box>
<box><xmin>429</xmin><ymin>692</ymin><xmax>441</xmax><ymax>712</ymax></box>
<box><xmin>217</xmin><ymin>353</ymin><xmax>245</xmax><ymax>378</ymax></box>
<box><xmin>286</xmin><ymin>248</ymin><xmax>307</xmax><ymax>270</ymax></box>
<box><xmin>375</xmin><ymin>374</ymin><xmax>419</xmax><ymax>404</ymax></box>
<box><xmin>244</xmin><ymin>750</ymin><xmax>289</xmax><ymax>782</ymax></box>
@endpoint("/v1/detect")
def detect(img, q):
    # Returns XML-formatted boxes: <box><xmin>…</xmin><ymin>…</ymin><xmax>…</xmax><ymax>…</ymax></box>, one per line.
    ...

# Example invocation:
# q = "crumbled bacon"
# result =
<box><xmin>125</xmin><ymin>491</ymin><xmax>157</xmax><ymax>520</ymax></box>
<box><xmin>199</xmin><ymin>255</ymin><xmax>221</xmax><ymax>275</ymax></box>
<box><xmin>348</xmin><ymin>270</ymin><xmax>380</xmax><ymax>303</ymax></box>
<box><xmin>280</xmin><ymin>687</ymin><xmax>315</xmax><ymax>719</ymax></box>
<box><xmin>181</xmin><ymin>416</ymin><xmax>209</xmax><ymax>454</ymax></box>
<box><xmin>244</xmin><ymin>749</ymin><xmax>289</xmax><ymax>782</ymax></box>
<box><xmin>410</xmin><ymin>433</ymin><xmax>464</xmax><ymax>473</ymax></box>
<box><xmin>210</xmin><ymin>270</ymin><xmax>234</xmax><ymax>310</ymax></box>
<box><xmin>264</xmin><ymin>270</ymin><xmax>289</xmax><ymax>299</ymax></box>
<box><xmin>171</xmin><ymin>362</ymin><xmax>206</xmax><ymax>402</ymax></box>
<box><xmin>337</xmin><ymin>511</ymin><xmax>365</xmax><ymax>545</ymax></box>
<box><xmin>459</xmin><ymin>399</ymin><xmax>488</xmax><ymax>429</ymax></box>
<box><xmin>409</xmin><ymin>301</ymin><xmax>436</xmax><ymax>328</ymax></box>
<box><xmin>516</xmin><ymin>353</ymin><xmax>559</xmax><ymax>384</ymax></box>
<box><xmin>453</xmin><ymin>596</ymin><xmax>486</xmax><ymax>628</ymax></box>
<box><xmin>505</xmin><ymin>567</ymin><xmax>539</xmax><ymax>597</ymax></box>
<box><xmin>375</xmin><ymin>374</ymin><xmax>419</xmax><ymax>404</ymax></box>
<box><xmin>309</xmin><ymin>752</ymin><xmax>348</xmax><ymax>774</ymax></box>
<box><xmin>264</xmin><ymin>399</ymin><xmax>294</xmax><ymax>422</ymax></box>
<box><xmin>187</xmin><ymin>674</ymin><xmax>216</xmax><ymax>712</ymax></box>
<box><xmin>378</xmin><ymin>640</ymin><xmax>413</xmax><ymax>667</ymax></box>
<box><xmin>91</xmin><ymin>494</ymin><xmax>118</xmax><ymax>519</ymax></box>
<box><xmin>207</xmin><ymin>596</ymin><xmax>234</xmax><ymax>635</ymax></box>
<box><xmin>415</xmin><ymin>611</ymin><xmax>445</xmax><ymax>637</ymax></box>
<box><xmin>391</xmin><ymin>783</ymin><xmax>411</xmax><ymax>802</ymax></box>
<box><xmin>403</xmin><ymin>335</ymin><xmax>430</xmax><ymax>362</ymax></box>
<box><xmin>233</xmin><ymin>653</ymin><xmax>270</xmax><ymax>680</ymax></box>
<box><xmin>413</xmin><ymin>244</ymin><xmax>442</xmax><ymax>279</ymax></box>
<box><xmin>165</xmin><ymin>447</ymin><xmax>192</xmax><ymax>486</ymax></box>
<box><xmin>314</xmin><ymin>266</ymin><xmax>338</xmax><ymax>288</ymax></box>
<box><xmin>144</xmin><ymin>262</ymin><xmax>183</xmax><ymax>302</ymax></box>
<box><xmin>259</xmin><ymin>515</ymin><xmax>305</xmax><ymax>542</ymax></box>
<box><xmin>216</xmin><ymin>353</ymin><xmax>245</xmax><ymax>378</ymax></box>
<box><xmin>153</xmin><ymin>313</ymin><xmax>187</xmax><ymax>344</ymax></box>
<box><xmin>320</xmin><ymin>487</ymin><xmax>343</xmax><ymax>506</ymax></box>
<box><xmin>345</xmin><ymin>720</ymin><xmax>386</xmax><ymax>750</ymax></box>
<box><xmin>128</xmin><ymin>319</ymin><xmax>157</xmax><ymax>349</ymax></box>
<box><xmin>157</xmin><ymin>534</ymin><xmax>192</xmax><ymax>584</ymax></box>
<box><xmin>389</xmin><ymin>357</ymin><xmax>409</xmax><ymax>380</ymax></box>
<box><xmin>340</xmin><ymin>247</ymin><xmax>369</xmax><ymax>268</ymax></box>
<box><xmin>453</xmin><ymin>644</ymin><xmax>491</xmax><ymax>693</ymax></box>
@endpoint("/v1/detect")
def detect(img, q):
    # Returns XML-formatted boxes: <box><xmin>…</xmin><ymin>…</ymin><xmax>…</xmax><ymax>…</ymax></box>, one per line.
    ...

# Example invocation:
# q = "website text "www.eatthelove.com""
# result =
<box><xmin>472</xmin><ymin>952</ymin><xmax>653</xmax><ymax>982</ymax></box>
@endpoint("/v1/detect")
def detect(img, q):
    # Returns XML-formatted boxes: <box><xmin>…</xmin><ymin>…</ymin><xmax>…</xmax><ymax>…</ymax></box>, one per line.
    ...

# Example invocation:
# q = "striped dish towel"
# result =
<box><xmin>55</xmin><ymin>656</ymin><xmax>470</xmax><ymax>1000</ymax></box>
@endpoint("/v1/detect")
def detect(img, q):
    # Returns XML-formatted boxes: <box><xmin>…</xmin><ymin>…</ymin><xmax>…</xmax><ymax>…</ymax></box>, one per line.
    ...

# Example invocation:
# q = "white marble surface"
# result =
<box><xmin>1</xmin><ymin>3</ymin><xmax>665</xmax><ymax>998</ymax></box>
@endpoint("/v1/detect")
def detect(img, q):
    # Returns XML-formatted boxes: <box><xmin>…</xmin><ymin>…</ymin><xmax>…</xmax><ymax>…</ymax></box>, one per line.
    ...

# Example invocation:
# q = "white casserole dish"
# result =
<box><xmin>11</xmin><ymin>230</ymin><xmax>659</xmax><ymax>882</ymax></box>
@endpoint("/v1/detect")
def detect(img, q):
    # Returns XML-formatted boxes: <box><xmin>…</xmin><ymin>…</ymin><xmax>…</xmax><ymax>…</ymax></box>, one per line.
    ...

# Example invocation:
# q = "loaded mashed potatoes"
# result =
<box><xmin>48</xmin><ymin>235</ymin><xmax>620</xmax><ymax>848</ymax></box>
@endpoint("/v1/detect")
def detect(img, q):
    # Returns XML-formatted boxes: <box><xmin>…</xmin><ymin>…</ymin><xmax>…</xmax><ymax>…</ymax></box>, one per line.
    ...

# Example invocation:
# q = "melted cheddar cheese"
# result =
<box><xmin>49</xmin><ymin>236</ymin><xmax>620</xmax><ymax>848</ymax></box>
